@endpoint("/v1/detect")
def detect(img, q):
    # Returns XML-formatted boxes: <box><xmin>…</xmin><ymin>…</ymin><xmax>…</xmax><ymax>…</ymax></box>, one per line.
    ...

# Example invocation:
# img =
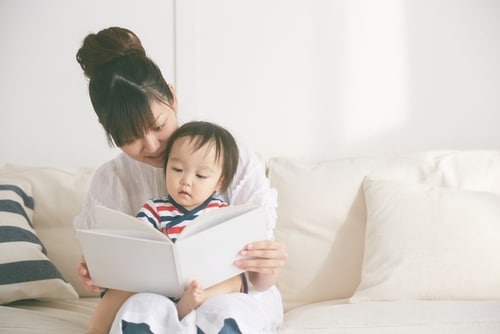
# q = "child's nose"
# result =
<box><xmin>181</xmin><ymin>175</ymin><xmax>191</xmax><ymax>186</ymax></box>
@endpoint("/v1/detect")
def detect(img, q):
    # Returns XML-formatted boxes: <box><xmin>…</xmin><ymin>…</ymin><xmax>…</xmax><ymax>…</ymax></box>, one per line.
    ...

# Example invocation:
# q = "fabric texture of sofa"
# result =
<box><xmin>1</xmin><ymin>150</ymin><xmax>500</xmax><ymax>333</ymax></box>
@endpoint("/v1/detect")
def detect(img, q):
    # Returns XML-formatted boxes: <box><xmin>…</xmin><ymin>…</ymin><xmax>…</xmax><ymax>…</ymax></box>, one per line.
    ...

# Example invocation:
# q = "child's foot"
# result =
<box><xmin>176</xmin><ymin>280</ymin><xmax>204</xmax><ymax>320</ymax></box>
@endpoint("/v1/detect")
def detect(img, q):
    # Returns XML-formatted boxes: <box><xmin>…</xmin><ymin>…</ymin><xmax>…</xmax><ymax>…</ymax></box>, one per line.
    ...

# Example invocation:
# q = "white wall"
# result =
<box><xmin>1</xmin><ymin>0</ymin><xmax>499</xmax><ymax>167</ymax></box>
<box><xmin>176</xmin><ymin>0</ymin><xmax>500</xmax><ymax>160</ymax></box>
<box><xmin>0</xmin><ymin>0</ymin><xmax>175</xmax><ymax>167</ymax></box>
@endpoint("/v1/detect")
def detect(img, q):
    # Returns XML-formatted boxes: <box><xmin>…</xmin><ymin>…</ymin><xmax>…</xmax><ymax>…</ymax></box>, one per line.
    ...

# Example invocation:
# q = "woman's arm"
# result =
<box><xmin>77</xmin><ymin>256</ymin><xmax>103</xmax><ymax>294</ymax></box>
<box><xmin>227</xmin><ymin>142</ymin><xmax>288</xmax><ymax>291</ymax></box>
<box><xmin>235</xmin><ymin>240</ymin><xmax>288</xmax><ymax>291</ymax></box>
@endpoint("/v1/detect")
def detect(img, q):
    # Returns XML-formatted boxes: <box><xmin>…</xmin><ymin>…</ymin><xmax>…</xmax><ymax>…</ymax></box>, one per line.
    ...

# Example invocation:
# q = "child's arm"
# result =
<box><xmin>87</xmin><ymin>289</ymin><xmax>134</xmax><ymax>334</ymax></box>
<box><xmin>204</xmin><ymin>273</ymin><xmax>243</xmax><ymax>298</ymax></box>
<box><xmin>176</xmin><ymin>274</ymin><xmax>243</xmax><ymax>320</ymax></box>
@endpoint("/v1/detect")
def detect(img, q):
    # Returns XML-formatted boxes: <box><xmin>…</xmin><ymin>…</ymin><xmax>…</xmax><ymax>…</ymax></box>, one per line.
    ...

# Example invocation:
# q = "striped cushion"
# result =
<box><xmin>0</xmin><ymin>181</ymin><xmax>78</xmax><ymax>304</ymax></box>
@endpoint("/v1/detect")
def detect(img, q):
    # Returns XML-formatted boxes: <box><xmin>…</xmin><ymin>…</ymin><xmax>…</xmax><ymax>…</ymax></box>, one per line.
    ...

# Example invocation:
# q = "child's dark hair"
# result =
<box><xmin>164</xmin><ymin>121</ymin><xmax>239</xmax><ymax>193</ymax></box>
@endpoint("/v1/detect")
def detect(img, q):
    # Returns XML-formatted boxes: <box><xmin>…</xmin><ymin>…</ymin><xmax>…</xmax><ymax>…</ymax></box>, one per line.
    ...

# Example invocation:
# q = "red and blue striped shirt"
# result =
<box><xmin>136</xmin><ymin>195</ymin><xmax>228</xmax><ymax>242</ymax></box>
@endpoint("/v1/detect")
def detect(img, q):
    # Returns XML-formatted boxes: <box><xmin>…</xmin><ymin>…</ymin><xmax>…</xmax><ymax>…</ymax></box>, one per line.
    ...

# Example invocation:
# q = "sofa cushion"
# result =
<box><xmin>351</xmin><ymin>178</ymin><xmax>500</xmax><ymax>302</ymax></box>
<box><xmin>0</xmin><ymin>165</ymin><xmax>95</xmax><ymax>298</ymax></box>
<box><xmin>279</xmin><ymin>299</ymin><xmax>500</xmax><ymax>333</ymax></box>
<box><xmin>0</xmin><ymin>297</ymin><xmax>99</xmax><ymax>332</ymax></box>
<box><xmin>0</xmin><ymin>179</ymin><xmax>78</xmax><ymax>304</ymax></box>
<box><xmin>268</xmin><ymin>155</ymin><xmax>434</xmax><ymax>311</ymax></box>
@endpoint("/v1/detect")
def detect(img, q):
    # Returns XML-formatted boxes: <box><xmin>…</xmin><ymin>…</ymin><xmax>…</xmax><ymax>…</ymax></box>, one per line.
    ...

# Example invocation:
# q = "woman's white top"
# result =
<box><xmin>73</xmin><ymin>141</ymin><xmax>277</xmax><ymax>239</ymax></box>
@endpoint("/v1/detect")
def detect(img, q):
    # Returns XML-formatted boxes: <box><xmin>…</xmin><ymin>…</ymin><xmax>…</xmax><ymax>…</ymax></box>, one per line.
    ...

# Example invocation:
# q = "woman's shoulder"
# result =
<box><xmin>94</xmin><ymin>152</ymin><xmax>139</xmax><ymax>171</ymax></box>
<box><xmin>224</xmin><ymin>140</ymin><xmax>274</xmax><ymax>204</ymax></box>
<box><xmin>87</xmin><ymin>153</ymin><xmax>166</xmax><ymax>216</ymax></box>
<box><xmin>93</xmin><ymin>153</ymin><xmax>159</xmax><ymax>180</ymax></box>
<box><xmin>90</xmin><ymin>153</ymin><xmax>164</xmax><ymax>198</ymax></box>
<box><xmin>88</xmin><ymin>153</ymin><xmax>136</xmax><ymax>196</ymax></box>
<box><xmin>235</xmin><ymin>140</ymin><xmax>266</xmax><ymax>172</ymax></box>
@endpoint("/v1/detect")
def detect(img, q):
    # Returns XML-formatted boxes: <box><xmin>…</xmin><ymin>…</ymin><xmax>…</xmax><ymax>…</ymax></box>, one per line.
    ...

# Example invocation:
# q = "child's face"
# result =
<box><xmin>165</xmin><ymin>136</ymin><xmax>223</xmax><ymax>210</ymax></box>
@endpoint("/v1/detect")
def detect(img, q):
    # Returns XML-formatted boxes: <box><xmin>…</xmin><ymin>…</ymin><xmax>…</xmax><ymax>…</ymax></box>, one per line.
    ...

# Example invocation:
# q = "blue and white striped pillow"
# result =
<box><xmin>0</xmin><ymin>181</ymin><xmax>78</xmax><ymax>304</ymax></box>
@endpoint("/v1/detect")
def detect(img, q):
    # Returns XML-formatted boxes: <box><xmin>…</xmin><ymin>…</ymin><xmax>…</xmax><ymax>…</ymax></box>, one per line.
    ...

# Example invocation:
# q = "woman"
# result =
<box><xmin>74</xmin><ymin>27</ymin><xmax>287</xmax><ymax>333</ymax></box>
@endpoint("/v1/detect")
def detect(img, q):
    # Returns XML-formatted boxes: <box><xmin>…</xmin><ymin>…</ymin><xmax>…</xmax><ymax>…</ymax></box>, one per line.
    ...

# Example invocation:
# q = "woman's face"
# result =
<box><xmin>120</xmin><ymin>100</ymin><xmax>179</xmax><ymax>168</ymax></box>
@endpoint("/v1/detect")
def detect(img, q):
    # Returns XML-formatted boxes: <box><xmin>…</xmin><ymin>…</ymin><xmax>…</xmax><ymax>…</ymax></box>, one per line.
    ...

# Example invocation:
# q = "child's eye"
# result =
<box><xmin>196</xmin><ymin>174</ymin><xmax>208</xmax><ymax>179</ymax></box>
<box><xmin>172</xmin><ymin>167</ymin><xmax>182</xmax><ymax>173</ymax></box>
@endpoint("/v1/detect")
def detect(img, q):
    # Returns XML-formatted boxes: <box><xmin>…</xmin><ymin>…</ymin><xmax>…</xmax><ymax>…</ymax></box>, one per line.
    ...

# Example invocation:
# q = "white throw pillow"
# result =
<box><xmin>268</xmin><ymin>156</ymin><xmax>430</xmax><ymax>311</ymax></box>
<box><xmin>0</xmin><ymin>180</ymin><xmax>78</xmax><ymax>304</ymax></box>
<box><xmin>351</xmin><ymin>177</ymin><xmax>500</xmax><ymax>302</ymax></box>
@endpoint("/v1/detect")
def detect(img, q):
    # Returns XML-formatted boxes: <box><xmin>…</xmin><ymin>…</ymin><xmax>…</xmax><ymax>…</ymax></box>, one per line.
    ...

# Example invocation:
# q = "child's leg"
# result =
<box><xmin>87</xmin><ymin>289</ymin><xmax>134</xmax><ymax>334</ymax></box>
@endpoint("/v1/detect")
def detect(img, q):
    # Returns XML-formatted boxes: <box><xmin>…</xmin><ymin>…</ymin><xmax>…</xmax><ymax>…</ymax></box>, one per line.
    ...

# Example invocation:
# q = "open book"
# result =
<box><xmin>76</xmin><ymin>203</ymin><xmax>267</xmax><ymax>298</ymax></box>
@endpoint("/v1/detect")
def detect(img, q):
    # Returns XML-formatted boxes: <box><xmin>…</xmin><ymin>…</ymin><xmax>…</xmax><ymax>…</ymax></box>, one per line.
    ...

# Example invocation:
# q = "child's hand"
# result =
<box><xmin>176</xmin><ymin>280</ymin><xmax>204</xmax><ymax>320</ymax></box>
<box><xmin>77</xmin><ymin>256</ymin><xmax>104</xmax><ymax>294</ymax></box>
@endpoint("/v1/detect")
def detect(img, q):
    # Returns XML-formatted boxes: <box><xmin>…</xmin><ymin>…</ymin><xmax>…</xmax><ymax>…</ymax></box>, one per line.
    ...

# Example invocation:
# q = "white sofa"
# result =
<box><xmin>2</xmin><ymin>150</ymin><xmax>500</xmax><ymax>333</ymax></box>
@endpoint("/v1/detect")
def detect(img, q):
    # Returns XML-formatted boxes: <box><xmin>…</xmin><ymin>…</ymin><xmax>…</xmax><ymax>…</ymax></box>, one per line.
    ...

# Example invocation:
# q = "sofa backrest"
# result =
<box><xmin>3</xmin><ymin>150</ymin><xmax>500</xmax><ymax>306</ymax></box>
<box><xmin>268</xmin><ymin>150</ymin><xmax>500</xmax><ymax>311</ymax></box>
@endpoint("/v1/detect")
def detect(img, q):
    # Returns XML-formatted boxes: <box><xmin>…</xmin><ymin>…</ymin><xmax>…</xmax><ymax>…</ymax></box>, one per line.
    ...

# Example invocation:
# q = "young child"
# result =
<box><xmin>88</xmin><ymin>121</ymin><xmax>242</xmax><ymax>333</ymax></box>
<box><xmin>136</xmin><ymin>120</ymin><xmax>242</xmax><ymax>318</ymax></box>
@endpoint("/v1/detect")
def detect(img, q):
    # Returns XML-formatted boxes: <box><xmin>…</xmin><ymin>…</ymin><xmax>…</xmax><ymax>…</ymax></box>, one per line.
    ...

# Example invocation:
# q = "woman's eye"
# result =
<box><xmin>153</xmin><ymin>122</ymin><xmax>165</xmax><ymax>132</ymax></box>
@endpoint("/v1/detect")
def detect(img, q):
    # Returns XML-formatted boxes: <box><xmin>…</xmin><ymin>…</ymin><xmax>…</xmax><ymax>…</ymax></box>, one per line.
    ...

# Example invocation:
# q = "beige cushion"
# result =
<box><xmin>268</xmin><ymin>155</ymin><xmax>431</xmax><ymax>311</ymax></box>
<box><xmin>351</xmin><ymin>178</ymin><xmax>500</xmax><ymax>302</ymax></box>
<box><xmin>279</xmin><ymin>299</ymin><xmax>500</xmax><ymax>333</ymax></box>
<box><xmin>0</xmin><ymin>297</ymin><xmax>98</xmax><ymax>332</ymax></box>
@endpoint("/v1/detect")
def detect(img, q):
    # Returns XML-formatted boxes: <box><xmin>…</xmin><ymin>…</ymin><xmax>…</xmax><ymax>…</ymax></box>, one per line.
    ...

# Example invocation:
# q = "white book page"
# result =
<box><xmin>178</xmin><ymin>203</ymin><xmax>258</xmax><ymax>239</ymax></box>
<box><xmin>175</xmin><ymin>206</ymin><xmax>267</xmax><ymax>289</ymax></box>
<box><xmin>76</xmin><ymin>229</ymin><xmax>183</xmax><ymax>297</ymax></box>
<box><xmin>94</xmin><ymin>206</ymin><xmax>167</xmax><ymax>242</ymax></box>
<box><xmin>76</xmin><ymin>204</ymin><xmax>266</xmax><ymax>297</ymax></box>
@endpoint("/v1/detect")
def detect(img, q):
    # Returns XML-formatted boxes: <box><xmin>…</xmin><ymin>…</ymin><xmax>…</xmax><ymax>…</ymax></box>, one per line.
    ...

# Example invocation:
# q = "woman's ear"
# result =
<box><xmin>169</xmin><ymin>83</ymin><xmax>179</xmax><ymax>112</ymax></box>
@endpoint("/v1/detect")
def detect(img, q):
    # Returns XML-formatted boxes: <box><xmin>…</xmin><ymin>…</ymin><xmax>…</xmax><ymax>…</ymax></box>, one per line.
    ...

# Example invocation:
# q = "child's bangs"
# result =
<box><xmin>187</xmin><ymin>132</ymin><xmax>224</xmax><ymax>163</ymax></box>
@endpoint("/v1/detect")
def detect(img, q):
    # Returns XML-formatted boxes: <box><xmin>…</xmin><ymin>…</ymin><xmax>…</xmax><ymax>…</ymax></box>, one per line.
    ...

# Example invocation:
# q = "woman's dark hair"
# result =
<box><xmin>76</xmin><ymin>27</ymin><xmax>174</xmax><ymax>147</ymax></box>
<box><xmin>164</xmin><ymin>121</ymin><xmax>240</xmax><ymax>193</ymax></box>
<box><xmin>76</xmin><ymin>27</ymin><xmax>146</xmax><ymax>79</ymax></box>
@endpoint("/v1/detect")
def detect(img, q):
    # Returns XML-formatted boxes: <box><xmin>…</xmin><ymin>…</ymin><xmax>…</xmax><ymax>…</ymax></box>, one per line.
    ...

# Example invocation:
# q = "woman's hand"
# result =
<box><xmin>235</xmin><ymin>240</ymin><xmax>288</xmax><ymax>291</ymax></box>
<box><xmin>78</xmin><ymin>256</ymin><xmax>104</xmax><ymax>294</ymax></box>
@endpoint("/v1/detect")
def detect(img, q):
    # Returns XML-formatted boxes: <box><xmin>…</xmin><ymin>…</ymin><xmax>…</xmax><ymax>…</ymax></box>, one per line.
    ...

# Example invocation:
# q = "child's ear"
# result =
<box><xmin>215</xmin><ymin>178</ymin><xmax>224</xmax><ymax>193</ymax></box>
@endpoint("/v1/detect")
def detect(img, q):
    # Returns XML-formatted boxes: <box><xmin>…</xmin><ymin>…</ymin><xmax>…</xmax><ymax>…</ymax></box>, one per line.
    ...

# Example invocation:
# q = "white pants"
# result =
<box><xmin>110</xmin><ymin>286</ymin><xmax>283</xmax><ymax>334</ymax></box>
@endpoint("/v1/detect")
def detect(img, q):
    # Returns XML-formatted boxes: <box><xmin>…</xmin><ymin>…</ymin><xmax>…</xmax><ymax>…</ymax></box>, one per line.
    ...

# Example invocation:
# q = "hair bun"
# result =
<box><xmin>76</xmin><ymin>27</ymin><xmax>146</xmax><ymax>79</ymax></box>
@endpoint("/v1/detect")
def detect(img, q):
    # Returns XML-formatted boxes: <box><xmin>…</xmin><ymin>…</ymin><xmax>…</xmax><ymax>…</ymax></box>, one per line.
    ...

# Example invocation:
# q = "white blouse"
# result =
<box><xmin>73</xmin><ymin>141</ymin><xmax>277</xmax><ymax>239</ymax></box>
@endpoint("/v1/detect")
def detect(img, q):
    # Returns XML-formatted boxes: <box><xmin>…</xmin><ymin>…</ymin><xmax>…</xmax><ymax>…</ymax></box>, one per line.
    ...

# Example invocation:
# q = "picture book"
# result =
<box><xmin>76</xmin><ymin>203</ymin><xmax>267</xmax><ymax>298</ymax></box>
